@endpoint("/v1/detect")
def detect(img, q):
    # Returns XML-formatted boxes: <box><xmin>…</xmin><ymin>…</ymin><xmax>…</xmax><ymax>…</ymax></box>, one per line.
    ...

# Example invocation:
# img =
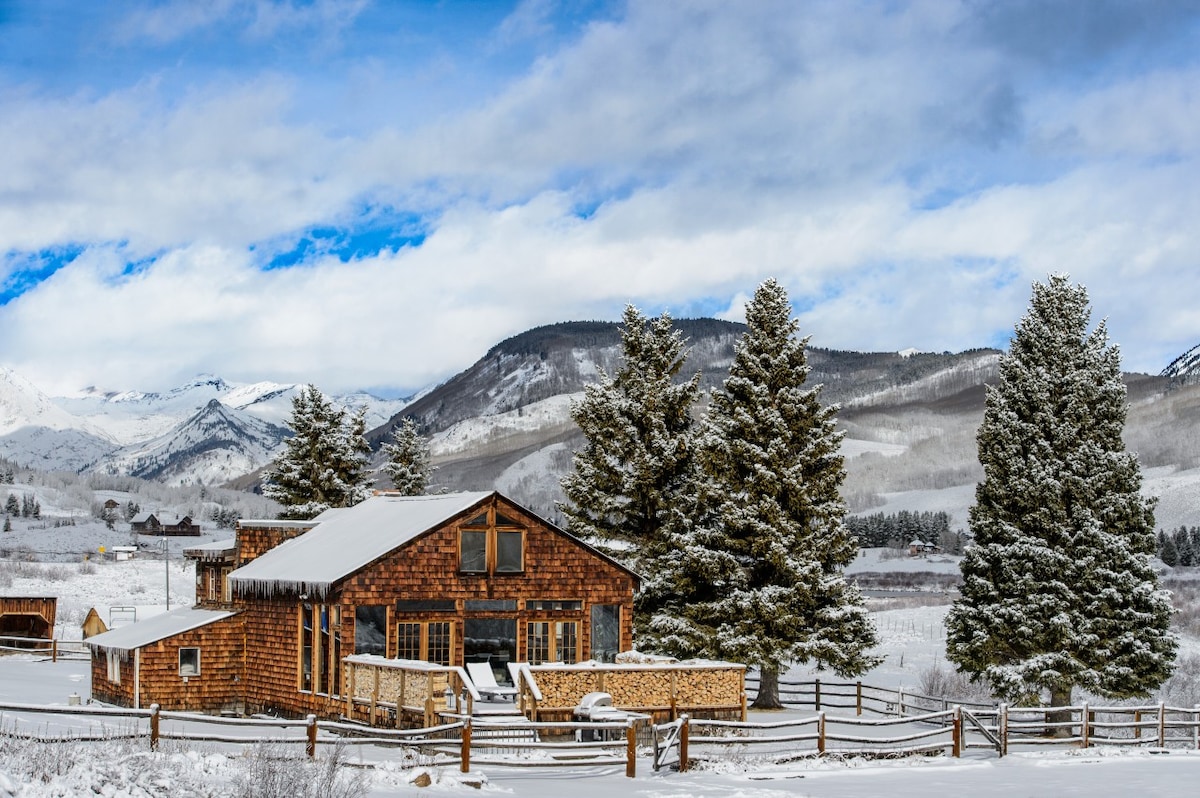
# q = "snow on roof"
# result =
<box><xmin>183</xmin><ymin>538</ymin><xmax>236</xmax><ymax>560</ymax></box>
<box><xmin>85</xmin><ymin>606</ymin><xmax>237</xmax><ymax>652</ymax></box>
<box><xmin>228</xmin><ymin>491</ymin><xmax>494</xmax><ymax>598</ymax></box>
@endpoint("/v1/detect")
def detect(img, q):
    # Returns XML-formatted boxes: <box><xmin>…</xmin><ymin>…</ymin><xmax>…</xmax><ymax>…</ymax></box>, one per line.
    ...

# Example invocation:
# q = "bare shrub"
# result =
<box><xmin>918</xmin><ymin>663</ymin><xmax>995</xmax><ymax>704</ymax></box>
<box><xmin>78</xmin><ymin>559</ymin><xmax>97</xmax><ymax>576</ymax></box>
<box><xmin>1161</xmin><ymin>653</ymin><xmax>1200</xmax><ymax>708</ymax></box>
<box><xmin>232</xmin><ymin>741</ymin><xmax>368</xmax><ymax>798</ymax></box>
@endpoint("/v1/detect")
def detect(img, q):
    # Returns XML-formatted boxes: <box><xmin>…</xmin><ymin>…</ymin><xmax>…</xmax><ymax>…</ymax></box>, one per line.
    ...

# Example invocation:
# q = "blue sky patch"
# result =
<box><xmin>1</xmin><ymin>245</ymin><xmax>85</xmax><ymax>305</ymax></box>
<box><xmin>262</xmin><ymin>213</ymin><xmax>429</xmax><ymax>271</ymax></box>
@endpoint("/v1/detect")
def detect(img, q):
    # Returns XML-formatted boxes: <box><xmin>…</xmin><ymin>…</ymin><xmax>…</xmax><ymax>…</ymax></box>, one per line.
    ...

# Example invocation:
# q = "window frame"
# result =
<box><xmin>457</xmin><ymin>506</ymin><xmax>526</xmax><ymax>575</ymax></box>
<box><xmin>178</xmin><ymin>647</ymin><xmax>200</xmax><ymax>677</ymax></box>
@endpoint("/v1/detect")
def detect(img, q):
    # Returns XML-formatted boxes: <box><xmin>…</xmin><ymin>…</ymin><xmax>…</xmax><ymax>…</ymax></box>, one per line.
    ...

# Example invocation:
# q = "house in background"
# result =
<box><xmin>86</xmin><ymin>491</ymin><xmax>639</xmax><ymax>720</ymax></box>
<box><xmin>129</xmin><ymin>512</ymin><xmax>160</xmax><ymax>534</ymax></box>
<box><xmin>129</xmin><ymin>512</ymin><xmax>201</xmax><ymax>536</ymax></box>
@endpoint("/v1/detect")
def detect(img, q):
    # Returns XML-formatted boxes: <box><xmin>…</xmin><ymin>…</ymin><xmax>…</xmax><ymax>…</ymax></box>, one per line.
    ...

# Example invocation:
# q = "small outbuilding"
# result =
<box><xmin>0</xmin><ymin>596</ymin><xmax>57</xmax><ymax>643</ymax></box>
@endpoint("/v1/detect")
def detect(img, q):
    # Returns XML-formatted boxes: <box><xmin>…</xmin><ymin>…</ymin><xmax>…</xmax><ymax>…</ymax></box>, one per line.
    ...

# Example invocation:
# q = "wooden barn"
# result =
<box><xmin>87</xmin><ymin>491</ymin><xmax>639</xmax><ymax>720</ymax></box>
<box><xmin>0</xmin><ymin>596</ymin><xmax>57</xmax><ymax>643</ymax></box>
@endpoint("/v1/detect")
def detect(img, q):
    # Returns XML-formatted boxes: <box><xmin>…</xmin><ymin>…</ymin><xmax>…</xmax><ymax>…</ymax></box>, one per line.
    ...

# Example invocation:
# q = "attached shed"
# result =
<box><xmin>86</xmin><ymin>606</ymin><xmax>244</xmax><ymax>713</ymax></box>
<box><xmin>0</xmin><ymin>596</ymin><xmax>57</xmax><ymax>643</ymax></box>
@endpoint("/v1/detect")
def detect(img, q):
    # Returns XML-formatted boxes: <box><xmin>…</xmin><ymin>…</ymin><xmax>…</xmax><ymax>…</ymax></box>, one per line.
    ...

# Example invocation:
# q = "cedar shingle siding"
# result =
<box><xmin>88</xmin><ymin>491</ymin><xmax>637</xmax><ymax>721</ymax></box>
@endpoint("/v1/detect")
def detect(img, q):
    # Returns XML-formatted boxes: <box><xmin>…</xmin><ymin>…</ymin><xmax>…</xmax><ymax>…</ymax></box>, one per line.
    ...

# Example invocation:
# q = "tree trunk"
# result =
<box><xmin>751</xmin><ymin>667</ymin><xmax>782</xmax><ymax>709</ymax></box>
<box><xmin>1047</xmin><ymin>684</ymin><xmax>1073</xmax><ymax>738</ymax></box>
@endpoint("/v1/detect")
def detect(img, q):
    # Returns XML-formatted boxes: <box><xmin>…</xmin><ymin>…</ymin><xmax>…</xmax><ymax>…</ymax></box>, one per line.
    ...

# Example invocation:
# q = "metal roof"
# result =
<box><xmin>84</xmin><ymin>606</ymin><xmax>237</xmax><ymax>652</ymax></box>
<box><xmin>227</xmin><ymin>491</ymin><xmax>494</xmax><ymax>597</ymax></box>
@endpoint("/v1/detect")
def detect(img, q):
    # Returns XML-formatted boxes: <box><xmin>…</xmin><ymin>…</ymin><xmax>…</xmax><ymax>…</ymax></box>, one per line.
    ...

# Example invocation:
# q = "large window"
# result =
<box><xmin>527</xmin><ymin>621</ymin><xmax>578</xmax><ymax>665</ymax></box>
<box><xmin>590</xmin><ymin>604</ymin><xmax>621</xmax><ymax>662</ymax></box>
<box><xmin>354</xmin><ymin>606</ymin><xmax>388</xmax><ymax>656</ymax></box>
<box><xmin>300</xmin><ymin>603</ymin><xmax>343</xmax><ymax>697</ymax></box>
<box><xmin>397</xmin><ymin>621</ymin><xmax>453</xmax><ymax>666</ymax></box>
<box><xmin>458</xmin><ymin>508</ymin><xmax>524</xmax><ymax>575</ymax></box>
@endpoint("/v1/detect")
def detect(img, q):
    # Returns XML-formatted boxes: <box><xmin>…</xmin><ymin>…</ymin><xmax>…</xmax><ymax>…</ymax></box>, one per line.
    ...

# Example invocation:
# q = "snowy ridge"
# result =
<box><xmin>1162</xmin><ymin>342</ymin><xmax>1200</xmax><ymax>382</ymax></box>
<box><xmin>90</xmin><ymin>399</ymin><xmax>289</xmax><ymax>486</ymax></box>
<box><xmin>844</xmin><ymin>351</ymin><xmax>1000</xmax><ymax>409</ymax></box>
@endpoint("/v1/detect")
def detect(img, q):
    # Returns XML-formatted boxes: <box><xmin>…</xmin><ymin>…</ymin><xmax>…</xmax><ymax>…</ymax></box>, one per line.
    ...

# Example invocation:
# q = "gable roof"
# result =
<box><xmin>84</xmin><ymin>606</ymin><xmax>237</xmax><ymax>652</ymax></box>
<box><xmin>228</xmin><ymin>491</ymin><xmax>494</xmax><ymax>597</ymax></box>
<box><xmin>226</xmin><ymin>490</ymin><xmax>641</xmax><ymax>598</ymax></box>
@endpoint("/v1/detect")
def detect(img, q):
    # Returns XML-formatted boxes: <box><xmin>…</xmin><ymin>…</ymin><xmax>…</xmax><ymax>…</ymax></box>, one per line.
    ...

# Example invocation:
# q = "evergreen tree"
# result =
<box><xmin>1159</xmin><ymin>530</ymin><xmax>1179</xmax><ymax>567</ymax></box>
<box><xmin>661</xmin><ymin>279</ymin><xmax>879</xmax><ymax>708</ymax></box>
<box><xmin>2</xmin><ymin>515</ymin><xmax>9</xmax><ymax>533</ymax></box>
<box><xmin>559</xmin><ymin>305</ymin><xmax>701</xmax><ymax>639</ymax></box>
<box><xmin>4</xmin><ymin>494</ymin><xmax>17</xmax><ymax>517</ymax></box>
<box><xmin>381</xmin><ymin>418</ymin><xmax>435</xmax><ymax>495</ymax></box>
<box><xmin>1172</xmin><ymin>526</ymin><xmax>1192</xmax><ymax>567</ymax></box>
<box><xmin>263</xmin><ymin>385</ymin><xmax>372</xmax><ymax>520</ymax></box>
<box><xmin>946</xmin><ymin>275</ymin><xmax>1175</xmax><ymax>717</ymax></box>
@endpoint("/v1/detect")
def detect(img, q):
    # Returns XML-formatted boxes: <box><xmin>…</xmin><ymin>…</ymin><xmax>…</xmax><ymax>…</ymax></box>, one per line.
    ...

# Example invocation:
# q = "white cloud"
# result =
<box><xmin>1</xmin><ymin>0</ymin><xmax>1197</xmax><ymax>394</ymax></box>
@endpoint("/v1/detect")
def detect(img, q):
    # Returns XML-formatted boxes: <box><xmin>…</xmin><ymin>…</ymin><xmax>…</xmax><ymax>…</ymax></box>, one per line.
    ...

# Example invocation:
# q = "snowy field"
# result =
<box><xmin>3</xmin><ymin>547</ymin><xmax>1200</xmax><ymax>794</ymax></box>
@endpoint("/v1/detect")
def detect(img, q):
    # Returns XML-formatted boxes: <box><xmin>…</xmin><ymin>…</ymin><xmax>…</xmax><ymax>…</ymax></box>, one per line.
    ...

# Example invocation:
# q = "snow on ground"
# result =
<box><xmin>846</xmin><ymin>547</ymin><xmax>963</xmax><ymax>576</ymax></box>
<box><xmin>4</xmin><ymin>547</ymin><xmax>1200</xmax><ymax>794</ymax></box>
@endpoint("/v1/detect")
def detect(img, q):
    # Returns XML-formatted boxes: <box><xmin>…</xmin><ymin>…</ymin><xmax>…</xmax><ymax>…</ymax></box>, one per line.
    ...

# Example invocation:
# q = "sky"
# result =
<box><xmin>0</xmin><ymin>0</ymin><xmax>1198</xmax><ymax>397</ymax></box>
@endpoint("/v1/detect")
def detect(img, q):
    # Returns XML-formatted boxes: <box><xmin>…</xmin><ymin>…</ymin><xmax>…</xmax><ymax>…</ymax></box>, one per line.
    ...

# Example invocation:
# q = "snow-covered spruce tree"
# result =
<box><xmin>681</xmin><ymin>279</ymin><xmax>879</xmax><ymax>708</ymax></box>
<box><xmin>381</xmin><ymin>417</ymin><xmax>435</xmax><ymax>496</ymax></box>
<box><xmin>263</xmin><ymin>385</ymin><xmax>372</xmax><ymax>520</ymax></box>
<box><xmin>559</xmin><ymin>305</ymin><xmax>701</xmax><ymax>641</ymax></box>
<box><xmin>945</xmin><ymin>275</ymin><xmax>1175</xmax><ymax>720</ymax></box>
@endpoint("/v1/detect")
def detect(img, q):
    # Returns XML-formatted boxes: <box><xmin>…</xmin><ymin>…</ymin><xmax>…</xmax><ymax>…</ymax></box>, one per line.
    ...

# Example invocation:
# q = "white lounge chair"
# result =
<box><xmin>466</xmin><ymin>661</ymin><xmax>518</xmax><ymax>702</ymax></box>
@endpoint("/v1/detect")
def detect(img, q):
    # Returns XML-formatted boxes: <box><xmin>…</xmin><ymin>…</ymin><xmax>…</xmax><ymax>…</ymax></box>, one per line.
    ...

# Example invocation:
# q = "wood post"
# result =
<box><xmin>149</xmin><ymin>704</ymin><xmax>160</xmax><ymax>751</ymax></box>
<box><xmin>1135</xmin><ymin>709</ymin><xmax>1142</xmax><ymax>739</ymax></box>
<box><xmin>999</xmin><ymin>703</ymin><xmax>1008</xmax><ymax>758</ymax></box>
<box><xmin>625</xmin><ymin>722</ymin><xmax>637</xmax><ymax>778</ymax></box>
<box><xmin>856</xmin><ymin>681</ymin><xmax>862</xmax><ymax>716</ymax></box>
<box><xmin>814</xmin><ymin>678</ymin><xmax>821</xmax><ymax>712</ymax></box>
<box><xmin>1081</xmin><ymin>703</ymin><xmax>1089</xmax><ymax>749</ymax></box>
<box><xmin>51</xmin><ymin>639</ymin><xmax>57</xmax><ymax>663</ymax></box>
<box><xmin>952</xmin><ymin>705</ymin><xmax>961</xmax><ymax>757</ymax></box>
<box><xmin>1195</xmin><ymin>705</ymin><xmax>1199</xmax><ymax>750</ymax></box>
<box><xmin>817</xmin><ymin>711</ymin><xmax>826</xmax><ymax>756</ymax></box>
<box><xmin>1158</xmin><ymin>702</ymin><xmax>1166</xmax><ymax>748</ymax></box>
<box><xmin>461</xmin><ymin>719</ymin><xmax>471</xmax><ymax>773</ymax></box>
<box><xmin>424</xmin><ymin>697</ymin><xmax>435</xmax><ymax>729</ymax></box>
<box><xmin>306</xmin><ymin>714</ymin><xmax>317</xmax><ymax>758</ymax></box>
<box><xmin>679</xmin><ymin>715</ymin><xmax>689</xmax><ymax>773</ymax></box>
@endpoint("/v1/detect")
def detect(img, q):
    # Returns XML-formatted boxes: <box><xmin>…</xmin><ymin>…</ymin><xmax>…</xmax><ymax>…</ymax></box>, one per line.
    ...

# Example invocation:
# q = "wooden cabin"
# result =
<box><xmin>129</xmin><ymin>512</ymin><xmax>160</xmax><ymax>533</ymax></box>
<box><xmin>0</xmin><ymin>596</ymin><xmax>57</xmax><ymax>643</ymax></box>
<box><xmin>87</xmin><ymin>491</ymin><xmax>639</xmax><ymax>720</ymax></box>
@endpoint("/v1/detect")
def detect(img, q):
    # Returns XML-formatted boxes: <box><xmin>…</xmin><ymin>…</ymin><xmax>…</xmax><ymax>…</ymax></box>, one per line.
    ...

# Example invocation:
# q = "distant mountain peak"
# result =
<box><xmin>1162</xmin><ymin>343</ymin><xmax>1200</xmax><ymax>382</ymax></box>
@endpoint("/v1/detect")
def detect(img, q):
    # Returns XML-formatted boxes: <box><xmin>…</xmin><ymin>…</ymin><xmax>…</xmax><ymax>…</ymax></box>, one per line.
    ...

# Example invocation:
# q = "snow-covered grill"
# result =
<box><xmin>573</xmin><ymin>692</ymin><xmax>647</xmax><ymax>741</ymax></box>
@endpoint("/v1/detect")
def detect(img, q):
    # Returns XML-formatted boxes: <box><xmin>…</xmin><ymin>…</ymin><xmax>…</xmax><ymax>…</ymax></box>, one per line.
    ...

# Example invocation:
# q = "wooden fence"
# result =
<box><xmin>0</xmin><ymin>701</ymin><xmax>645</xmax><ymax>777</ymax></box>
<box><xmin>0</xmin><ymin>634</ymin><xmax>89</xmax><ymax>660</ymax></box>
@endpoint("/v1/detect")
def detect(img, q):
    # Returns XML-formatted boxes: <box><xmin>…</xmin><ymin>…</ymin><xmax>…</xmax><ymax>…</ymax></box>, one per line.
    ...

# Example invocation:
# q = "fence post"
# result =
<box><xmin>952</xmin><ymin>706</ymin><xmax>961</xmax><ymax>757</ymax></box>
<box><xmin>817</xmin><ymin>711</ymin><xmax>826</xmax><ymax>756</ymax></box>
<box><xmin>898</xmin><ymin>688</ymin><xmax>905</xmax><ymax>717</ymax></box>
<box><xmin>149</xmin><ymin>703</ymin><xmax>160</xmax><ymax>751</ymax></box>
<box><xmin>679</xmin><ymin>715</ymin><xmax>689</xmax><ymax>773</ymax></box>
<box><xmin>856</xmin><ymin>681</ymin><xmax>862</xmax><ymax>716</ymax></box>
<box><xmin>626</xmin><ymin>722</ymin><xmax>637</xmax><ymax>778</ymax></box>
<box><xmin>1135</xmin><ymin>709</ymin><xmax>1142</xmax><ymax>740</ymax></box>
<box><xmin>52</xmin><ymin>639</ymin><xmax>58</xmax><ymax>663</ymax></box>
<box><xmin>1080</xmin><ymin>702</ymin><xmax>1089</xmax><ymax>749</ymax></box>
<box><xmin>461</xmin><ymin>718</ymin><xmax>472</xmax><ymax>773</ymax></box>
<box><xmin>999</xmin><ymin>703</ymin><xmax>1008</xmax><ymax>758</ymax></box>
<box><xmin>1158</xmin><ymin>702</ymin><xmax>1166</xmax><ymax>749</ymax></box>
<box><xmin>306</xmin><ymin>714</ymin><xmax>317</xmax><ymax>759</ymax></box>
<box><xmin>1194</xmin><ymin>705</ymin><xmax>1199</xmax><ymax>751</ymax></box>
<box><xmin>814</xmin><ymin>678</ymin><xmax>821</xmax><ymax>712</ymax></box>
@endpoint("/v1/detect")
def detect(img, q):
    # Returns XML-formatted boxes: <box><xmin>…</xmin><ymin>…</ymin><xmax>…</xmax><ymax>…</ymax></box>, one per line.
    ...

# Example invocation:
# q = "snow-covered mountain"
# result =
<box><xmin>0</xmin><ymin>366</ymin><xmax>117</xmax><ymax>472</ymax></box>
<box><xmin>92</xmin><ymin>399</ymin><xmax>290</xmax><ymax>486</ymax></box>
<box><xmin>1162</xmin><ymin>343</ymin><xmax>1200</xmax><ymax>383</ymax></box>
<box><xmin>0</xmin><ymin>368</ymin><xmax>410</xmax><ymax>483</ymax></box>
